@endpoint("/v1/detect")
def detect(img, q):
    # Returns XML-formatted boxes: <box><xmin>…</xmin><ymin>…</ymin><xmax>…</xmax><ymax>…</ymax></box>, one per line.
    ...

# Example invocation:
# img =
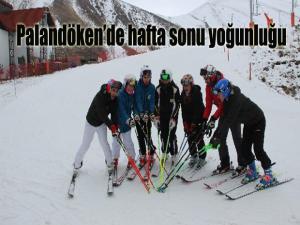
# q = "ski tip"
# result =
<box><xmin>216</xmin><ymin>189</ymin><xmax>224</xmax><ymax>195</ymax></box>
<box><xmin>225</xmin><ymin>194</ymin><xmax>235</xmax><ymax>200</ymax></box>
<box><xmin>204</xmin><ymin>183</ymin><xmax>212</xmax><ymax>189</ymax></box>
<box><xmin>107</xmin><ymin>192</ymin><xmax>114</xmax><ymax>196</ymax></box>
<box><xmin>67</xmin><ymin>193</ymin><xmax>74</xmax><ymax>198</ymax></box>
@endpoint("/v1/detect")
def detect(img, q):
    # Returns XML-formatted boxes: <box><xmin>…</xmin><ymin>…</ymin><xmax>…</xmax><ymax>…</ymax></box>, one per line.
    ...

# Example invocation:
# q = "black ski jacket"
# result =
<box><xmin>155</xmin><ymin>80</ymin><xmax>180</xmax><ymax>119</ymax></box>
<box><xmin>86</xmin><ymin>84</ymin><xmax>118</xmax><ymax>127</ymax></box>
<box><xmin>181</xmin><ymin>85</ymin><xmax>205</xmax><ymax>124</ymax></box>
<box><xmin>215</xmin><ymin>85</ymin><xmax>265</xmax><ymax>140</ymax></box>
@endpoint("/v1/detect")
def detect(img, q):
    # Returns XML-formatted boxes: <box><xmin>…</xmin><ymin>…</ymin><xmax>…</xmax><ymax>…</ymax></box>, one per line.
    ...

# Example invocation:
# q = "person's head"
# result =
<box><xmin>124</xmin><ymin>74</ymin><xmax>137</xmax><ymax>95</ymax></box>
<box><xmin>140</xmin><ymin>65</ymin><xmax>152</xmax><ymax>86</ymax></box>
<box><xmin>107</xmin><ymin>79</ymin><xmax>122</xmax><ymax>99</ymax></box>
<box><xmin>160</xmin><ymin>69</ymin><xmax>172</xmax><ymax>86</ymax></box>
<box><xmin>181</xmin><ymin>74</ymin><xmax>194</xmax><ymax>94</ymax></box>
<box><xmin>213</xmin><ymin>79</ymin><xmax>231</xmax><ymax>102</ymax></box>
<box><xmin>200</xmin><ymin>65</ymin><xmax>223</xmax><ymax>86</ymax></box>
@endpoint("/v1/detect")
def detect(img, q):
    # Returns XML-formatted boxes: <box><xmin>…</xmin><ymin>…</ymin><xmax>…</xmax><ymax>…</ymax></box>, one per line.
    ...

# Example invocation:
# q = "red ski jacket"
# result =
<box><xmin>203</xmin><ymin>85</ymin><xmax>223</xmax><ymax>120</ymax></box>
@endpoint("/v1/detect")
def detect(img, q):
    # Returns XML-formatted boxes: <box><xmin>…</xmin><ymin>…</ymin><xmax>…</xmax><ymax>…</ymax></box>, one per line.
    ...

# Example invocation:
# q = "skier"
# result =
<box><xmin>210</xmin><ymin>79</ymin><xmax>277</xmax><ymax>188</ymax></box>
<box><xmin>200</xmin><ymin>65</ymin><xmax>245</xmax><ymax>175</ymax></box>
<box><xmin>134</xmin><ymin>65</ymin><xmax>156</xmax><ymax>167</ymax></box>
<box><xmin>112</xmin><ymin>75</ymin><xmax>137</xmax><ymax>169</ymax></box>
<box><xmin>73</xmin><ymin>79</ymin><xmax>122</xmax><ymax>174</ymax></box>
<box><xmin>180</xmin><ymin>74</ymin><xmax>206</xmax><ymax>168</ymax></box>
<box><xmin>154</xmin><ymin>69</ymin><xmax>180</xmax><ymax>165</ymax></box>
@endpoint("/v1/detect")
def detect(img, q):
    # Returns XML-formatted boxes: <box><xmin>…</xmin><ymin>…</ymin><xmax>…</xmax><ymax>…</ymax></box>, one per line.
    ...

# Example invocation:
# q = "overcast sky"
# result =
<box><xmin>122</xmin><ymin>0</ymin><xmax>208</xmax><ymax>17</ymax></box>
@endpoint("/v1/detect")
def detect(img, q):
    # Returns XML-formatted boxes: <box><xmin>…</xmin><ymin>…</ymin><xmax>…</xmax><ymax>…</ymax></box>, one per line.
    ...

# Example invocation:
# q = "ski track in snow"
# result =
<box><xmin>0</xmin><ymin>46</ymin><xmax>299</xmax><ymax>225</ymax></box>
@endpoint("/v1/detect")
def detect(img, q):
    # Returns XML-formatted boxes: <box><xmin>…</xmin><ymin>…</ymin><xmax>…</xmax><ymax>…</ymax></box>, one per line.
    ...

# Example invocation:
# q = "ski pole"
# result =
<box><xmin>159</xmin><ymin>127</ymin><xmax>171</xmax><ymax>184</ymax></box>
<box><xmin>158</xmin><ymin>142</ymin><xmax>215</xmax><ymax>192</ymax></box>
<box><xmin>177</xmin><ymin>134</ymin><xmax>188</xmax><ymax>159</ymax></box>
<box><xmin>115</xmin><ymin>136</ymin><xmax>150</xmax><ymax>193</ymax></box>
<box><xmin>157</xmin><ymin>129</ymin><xmax>206</xmax><ymax>190</ymax></box>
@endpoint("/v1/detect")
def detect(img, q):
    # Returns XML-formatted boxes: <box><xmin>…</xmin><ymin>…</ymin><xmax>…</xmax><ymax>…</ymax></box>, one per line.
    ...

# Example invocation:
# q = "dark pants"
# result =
<box><xmin>187</xmin><ymin>129</ymin><xmax>206</xmax><ymax>159</ymax></box>
<box><xmin>160</xmin><ymin>116</ymin><xmax>178</xmax><ymax>155</ymax></box>
<box><xmin>241</xmin><ymin>117</ymin><xmax>272</xmax><ymax>170</ymax></box>
<box><xmin>219</xmin><ymin>122</ymin><xmax>244</xmax><ymax>167</ymax></box>
<box><xmin>136</xmin><ymin>120</ymin><xmax>155</xmax><ymax>156</ymax></box>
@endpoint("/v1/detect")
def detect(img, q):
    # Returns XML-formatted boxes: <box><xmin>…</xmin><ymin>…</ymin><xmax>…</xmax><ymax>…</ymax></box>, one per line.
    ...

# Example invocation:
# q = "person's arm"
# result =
<box><xmin>191</xmin><ymin>86</ymin><xmax>204</xmax><ymax>124</ymax></box>
<box><xmin>154</xmin><ymin>87</ymin><xmax>160</xmax><ymax>116</ymax></box>
<box><xmin>172</xmin><ymin>87</ymin><xmax>181</xmax><ymax>119</ymax></box>
<box><xmin>149</xmin><ymin>85</ymin><xmax>155</xmax><ymax>114</ymax></box>
<box><xmin>212</xmin><ymin>98</ymin><xmax>223</xmax><ymax>120</ymax></box>
<box><xmin>118</xmin><ymin>93</ymin><xmax>130</xmax><ymax>126</ymax></box>
<box><xmin>135</xmin><ymin>84</ymin><xmax>143</xmax><ymax>114</ymax></box>
<box><xmin>203</xmin><ymin>86</ymin><xmax>213</xmax><ymax>120</ymax></box>
<box><xmin>95</xmin><ymin>92</ymin><xmax>113</xmax><ymax>127</ymax></box>
<box><xmin>216</xmin><ymin>94</ymin><xmax>242</xmax><ymax>140</ymax></box>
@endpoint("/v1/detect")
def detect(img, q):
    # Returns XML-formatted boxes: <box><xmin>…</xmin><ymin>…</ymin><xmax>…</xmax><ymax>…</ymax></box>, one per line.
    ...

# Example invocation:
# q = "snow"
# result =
<box><xmin>172</xmin><ymin>0</ymin><xmax>300</xmax><ymax>28</ymax></box>
<box><xmin>1</xmin><ymin>46</ymin><xmax>300</xmax><ymax>225</ymax></box>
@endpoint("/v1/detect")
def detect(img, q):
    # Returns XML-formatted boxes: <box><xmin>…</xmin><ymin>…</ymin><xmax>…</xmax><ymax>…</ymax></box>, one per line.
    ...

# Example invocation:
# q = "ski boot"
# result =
<box><xmin>241</xmin><ymin>161</ymin><xmax>259</xmax><ymax>184</ymax></box>
<box><xmin>107</xmin><ymin>163</ymin><xmax>114</xmax><ymax>176</ymax></box>
<box><xmin>139</xmin><ymin>155</ymin><xmax>146</xmax><ymax>167</ymax></box>
<box><xmin>232</xmin><ymin>165</ymin><xmax>247</xmax><ymax>177</ymax></box>
<box><xmin>256</xmin><ymin>168</ymin><xmax>278</xmax><ymax>190</ymax></box>
<box><xmin>73</xmin><ymin>161</ymin><xmax>83</xmax><ymax>175</ymax></box>
<box><xmin>195</xmin><ymin>158</ymin><xmax>207</xmax><ymax>170</ymax></box>
<box><xmin>188</xmin><ymin>154</ymin><xmax>198</xmax><ymax>168</ymax></box>
<box><xmin>160</xmin><ymin>153</ymin><xmax>167</xmax><ymax>165</ymax></box>
<box><xmin>212</xmin><ymin>163</ymin><xmax>233</xmax><ymax>175</ymax></box>
<box><xmin>171</xmin><ymin>154</ymin><xmax>177</xmax><ymax>166</ymax></box>
<box><xmin>113</xmin><ymin>158</ymin><xmax>118</xmax><ymax>170</ymax></box>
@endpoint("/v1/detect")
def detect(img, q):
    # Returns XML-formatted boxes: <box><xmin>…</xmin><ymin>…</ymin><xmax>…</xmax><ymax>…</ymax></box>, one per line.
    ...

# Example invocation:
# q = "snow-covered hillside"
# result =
<box><xmin>172</xmin><ymin>0</ymin><xmax>300</xmax><ymax>28</ymax></box>
<box><xmin>0</xmin><ymin>46</ymin><xmax>299</xmax><ymax>225</ymax></box>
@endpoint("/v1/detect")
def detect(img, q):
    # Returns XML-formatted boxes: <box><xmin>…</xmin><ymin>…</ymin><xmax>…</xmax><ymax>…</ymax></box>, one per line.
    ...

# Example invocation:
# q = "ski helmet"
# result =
<box><xmin>160</xmin><ymin>69</ymin><xmax>173</xmax><ymax>81</ymax></box>
<box><xmin>200</xmin><ymin>64</ymin><xmax>216</xmax><ymax>77</ymax></box>
<box><xmin>123</xmin><ymin>74</ymin><xmax>137</xmax><ymax>87</ymax></box>
<box><xmin>181</xmin><ymin>74</ymin><xmax>194</xmax><ymax>86</ymax></box>
<box><xmin>107</xmin><ymin>79</ymin><xmax>122</xmax><ymax>90</ymax></box>
<box><xmin>213</xmin><ymin>79</ymin><xmax>231</xmax><ymax>100</ymax></box>
<box><xmin>140</xmin><ymin>65</ymin><xmax>152</xmax><ymax>79</ymax></box>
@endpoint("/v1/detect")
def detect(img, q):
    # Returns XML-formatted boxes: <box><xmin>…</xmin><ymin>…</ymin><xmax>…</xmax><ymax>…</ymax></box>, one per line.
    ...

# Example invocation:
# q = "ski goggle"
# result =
<box><xmin>109</xmin><ymin>80</ymin><xmax>122</xmax><ymax>90</ymax></box>
<box><xmin>181</xmin><ymin>79</ymin><xmax>192</xmax><ymax>86</ymax></box>
<box><xmin>142</xmin><ymin>70</ymin><xmax>152</xmax><ymax>77</ymax></box>
<box><xmin>127</xmin><ymin>79</ymin><xmax>136</xmax><ymax>87</ymax></box>
<box><xmin>200</xmin><ymin>68</ymin><xmax>208</xmax><ymax>76</ymax></box>
<box><xmin>161</xmin><ymin>72</ymin><xmax>170</xmax><ymax>81</ymax></box>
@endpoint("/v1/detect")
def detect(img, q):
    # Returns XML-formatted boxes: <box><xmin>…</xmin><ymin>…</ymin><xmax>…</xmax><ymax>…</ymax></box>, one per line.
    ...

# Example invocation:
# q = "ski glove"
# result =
<box><xmin>183</xmin><ymin>122</ymin><xmax>192</xmax><ymax>134</ymax></box>
<box><xmin>207</xmin><ymin>117</ymin><xmax>216</xmax><ymax>129</ymax></box>
<box><xmin>127</xmin><ymin>118</ymin><xmax>136</xmax><ymax>127</ymax></box>
<box><xmin>210</xmin><ymin>136</ymin><xmax>221</xmax><ymax>149</ymax></box>
<box><xmin>169</xmin><ymin>118</ymin><xmax>176</xmax><ymax>130</ymax></box>
<box><xmin>110</xmin><ymin>124</ymin><xmax>120</xmax><ymax>137</ymax></box>
<box><xmin>205</xmin><ymin>117</ymin><xmax>216</xmax><ymax>138</ymax></box>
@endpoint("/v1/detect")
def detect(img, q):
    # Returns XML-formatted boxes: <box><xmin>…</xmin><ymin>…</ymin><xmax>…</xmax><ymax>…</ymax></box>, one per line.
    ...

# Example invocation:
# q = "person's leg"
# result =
<box><xmin>160</xmin><ymin>117</ymin><xmax>169</xmax><ymax>154</ymax></box>
<box><xmin>96</xmin><ymin>124</ymin><xmax>113</xmax><ymax>166</ymax></box>
<box><xmin>74</xmin><ymin>121</ymin><xmax>96</xmax><ymax>169</ymax></box>
<box><xmin>252</xmin><ymin>118</ymin><xmax>272</xmax><ymax>170</ymax></box>
<box><xmin>111</xmin><ymin>133</ymin><xmax>121</xmax><ymax>161</ymax></box>
<box><xmin>241</xmin><ymin>124</ymin><xmax>255</xmax><ymax>166</ymax></box>
<box><xmin>230</xmin><ymin>122</ymin><xmax>245</xmax><ymax>167</ymax></box>
<box><xmin>122</xmin><ymin>129</ymin><xmax>136</xmax><ymax>160</ymax></box>
<box><xmin>136</xmin><ymin>121</ymin><xmax>146</xmax><ymax>156</ymax></box>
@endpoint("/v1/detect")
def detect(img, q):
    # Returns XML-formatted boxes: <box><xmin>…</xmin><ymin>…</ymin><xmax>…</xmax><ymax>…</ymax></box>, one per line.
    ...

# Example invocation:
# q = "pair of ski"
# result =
<box><xmin>215</xmin><ymin>175</ymin><xmax>294</xmax><ymax>200</ymax></box>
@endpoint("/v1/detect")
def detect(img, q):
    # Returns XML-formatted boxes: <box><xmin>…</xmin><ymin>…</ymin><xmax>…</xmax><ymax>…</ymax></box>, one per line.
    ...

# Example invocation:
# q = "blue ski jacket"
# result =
<box><xmin>117</xmin><ymin>88</ymin><xmax>135</xmax><ymax>133</ymax></box>
<box><xmin>134</xmin><ymin>79</ymin><xmax>155</xmax><ymax>115</ymax></box>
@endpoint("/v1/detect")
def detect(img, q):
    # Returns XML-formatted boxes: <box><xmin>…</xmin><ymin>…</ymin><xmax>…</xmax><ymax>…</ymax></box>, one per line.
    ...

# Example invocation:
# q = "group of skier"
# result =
<box><xmin>72</xmin><ymin>64</ymin><xmax>277</xmax><ymax>190</ymax></box>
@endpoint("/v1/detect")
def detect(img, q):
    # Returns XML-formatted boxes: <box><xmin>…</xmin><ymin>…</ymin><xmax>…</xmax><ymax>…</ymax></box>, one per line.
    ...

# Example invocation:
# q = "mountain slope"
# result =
<box><xmin>172</xmin><ymin>0</ymin><xmax>300</xmax><ymax>28</ymax></box>
<box><xmin>0</xmin><ymin>46</ymin><xmax>299</xmax><ymax>225</ymax></box>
